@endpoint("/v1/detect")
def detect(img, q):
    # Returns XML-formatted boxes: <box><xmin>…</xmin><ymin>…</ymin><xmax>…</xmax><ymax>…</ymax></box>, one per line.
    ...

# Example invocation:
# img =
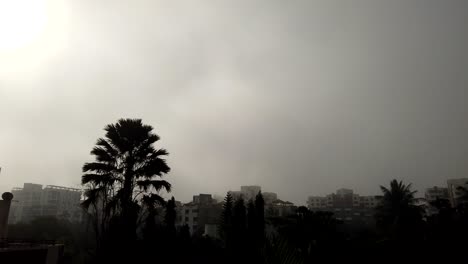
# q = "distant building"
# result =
<box><xmin>228</xmin><ymin>186</ymin><xmax>278</xmax><ymax>204</ymax></box>
<box><xmin>240</xmin><ymin>186</ymin><xmax>261</xmax><ymax>201</ymax></box>
<box><xmin>425</xmin><ymin>186</ymin><xmax>449</xmax><ymax>202</ymax></box>
<box><xmin>262</xmin><ymin>192</ymin><xmax>278</xmax><ymax>205</ymax></box>
<box><xmin>180</xmin><ymin>194</ymin><xmax>222</xmax><ymax>237</ymax></box>
<box><xmin>447</xmin><ymin>178</ymin><xmax>468</xmax><ymax>207</ymax></box>
<box><xmin>8</xmin><ymin>183</ymin><xmax>83</xmax><ymax>224</ymax></box>
<box><xmin>193</xmin><ymin>194</ymin><xmax>213</xmax><ymax>205</ymax></box>
<box><xmin>265</xmin><ymin>199</ymin><xmax>297</xmax><ymax>217</ymax></box>
<box><xmin>1</xmin><ymin>192</ymin><xmax>64</xmax><ymax>263</ymax></box>
<box><xmin>307</xmin><ymin>189</ymin><xmax>382</xmax><ymax>226</ymax></box>
<box><xmin>228</xmin><ymin>191</ymin><xmax>243</xmax><ymax>201</ymax></box>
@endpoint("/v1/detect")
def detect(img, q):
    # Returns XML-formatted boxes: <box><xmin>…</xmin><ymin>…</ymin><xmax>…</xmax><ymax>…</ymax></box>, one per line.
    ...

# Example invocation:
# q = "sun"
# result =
<box><xmin>0</xmin><ymin>0</ymin><xmax>48</xmax><ymax>51</ymax></box>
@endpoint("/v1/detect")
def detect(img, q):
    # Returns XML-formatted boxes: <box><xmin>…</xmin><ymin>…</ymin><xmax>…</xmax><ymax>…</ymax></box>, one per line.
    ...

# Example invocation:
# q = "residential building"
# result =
<box><xmin>228</xmin><ymin>186</ymin><xmax>278</xmax><ymax>204</ymax></box>
<box><xmin>8</xmin><ymin>183</ymin><xmax>83</xmax><ymax>224</ymax></box>
<box><xmin>1</xmin><ymin>191</ymin><xmax>64</xmax><ymax>263</ymax></box>
<box><xmin>228</xmin><ymin>191</ymin><xmax>243</xmax><ymax>201</ymax></box>
<box><xmin>265</xmin><ymin>199</ymin><xmax>297</xmax><ymax>217</ymax></box>
<box><xmin>229</xmin><ymin>186</ymin><xmax>263</xmax><ymax>202</ymax></box>
<box><xmin>425</xmin><ymin>186</ymin><xmax>449</xmax><ymax>202</ymax></box>
<box><xmin>307</xmin><ymin>196</ymin><xmax>328</xmax><ymax>209</ymax></box>
<box><xmin>228</xmin><ymin>185</ymin><xmax>292</xmax><ymax>216</ymax></box>
<box><xmin>180</xmin><ymin>194</ymin><xmax>222</xmax><ymax>237</ymax></box>
<box><xmin>262</xmin><ymin>192</ymin><xmax>278</xmax><ymax>205</ymax></box>
<box><xmin>447</xmin><ymin>178</ymin><xmax>468</xmax><ymax>207</ymax></box>
<box><xmin>307</xmin><ymin>189</ymin><xmax>382</xmax><ymax>226</ymax></box>
<box><xmin>240</xmin><ymin>186</ymin><xmax>261</xmax><ymax>201</ymax></box>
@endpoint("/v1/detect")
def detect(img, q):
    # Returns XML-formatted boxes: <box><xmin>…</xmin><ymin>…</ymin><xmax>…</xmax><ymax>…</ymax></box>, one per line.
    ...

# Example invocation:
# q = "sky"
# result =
<box><xmin>1</xmin><ymin>0</ymin><xmax>467</xmax><ymax>205</ymax></box>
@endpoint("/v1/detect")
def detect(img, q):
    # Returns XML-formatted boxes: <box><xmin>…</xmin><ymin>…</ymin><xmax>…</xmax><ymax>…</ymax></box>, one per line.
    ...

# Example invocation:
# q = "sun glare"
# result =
<box><xmin>0</xmin><ymin>0</ymin><xmax>48</xmax><ymax>51</ymax></box>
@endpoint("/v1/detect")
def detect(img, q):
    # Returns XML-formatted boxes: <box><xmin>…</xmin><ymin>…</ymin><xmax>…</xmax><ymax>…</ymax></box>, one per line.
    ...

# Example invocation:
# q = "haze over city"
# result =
<box><xmin>1</xmin><ymin>0</ymin><xmax>468</xmax><ymax>206</ymax></box>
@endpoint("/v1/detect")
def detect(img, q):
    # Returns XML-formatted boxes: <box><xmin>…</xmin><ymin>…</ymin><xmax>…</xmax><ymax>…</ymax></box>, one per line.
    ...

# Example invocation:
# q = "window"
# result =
<box><xmin>193</xmin><ymin>217</ymin><xmax>198</xmax><ymax>222</ymax></box>
<box><xmin>185</xmin><ymin>217</ymin><xmax>189</xmax><ymax>221</ymax></box>
<box><xmin>185</xmin><ymin>209</ymin><xmax>189</xmax><ymax>214</ymax></box>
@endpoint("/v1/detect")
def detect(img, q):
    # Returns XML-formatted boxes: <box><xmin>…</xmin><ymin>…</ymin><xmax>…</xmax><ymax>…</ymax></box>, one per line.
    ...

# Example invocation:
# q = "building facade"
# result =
<box><xmin>447</xmin><ymin>178</ymin><xmax>468</xmax><ymax>208</ymax></box>
<box><xmin>8</xmin><ymin>183</ymin><xmax>83</xmax><ymax>224</ymax></box>
<box><xmin>307</xmin><ymin>189</ymin><xmax>382</xmax><ymax>226</ymax></box>
<box><xmin>265</xmin><ymin>199</ymin><xmax>297</xmax><ymax>217</ymax></box>
<box><xmin>179</xmin><ymin>194</ymin><xmax>222</xmax><ymax>237</ymax></box>
<box><xmin>228</xmin><ymin>186</ymin><xmax>278</xmax><ymax>205</ymax></box>
<box><xmin>425</xmin><ymin>186</ymin><xmax>449</xmax><ymax>202</ymax></box>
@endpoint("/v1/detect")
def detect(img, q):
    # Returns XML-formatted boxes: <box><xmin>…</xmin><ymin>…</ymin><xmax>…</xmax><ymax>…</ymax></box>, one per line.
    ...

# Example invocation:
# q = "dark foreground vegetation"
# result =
<box><xmin>8</xmin><ymin>119</ymin><xmax>468</xmax><ymax>263</ymax></box>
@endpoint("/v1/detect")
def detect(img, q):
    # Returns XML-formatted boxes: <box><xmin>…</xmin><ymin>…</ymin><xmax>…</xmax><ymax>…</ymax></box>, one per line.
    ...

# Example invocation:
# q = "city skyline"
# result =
<box><xmin>3</xmin><ymin>180</ymin><xmax>463</xmax><ymax>206</ymax></box>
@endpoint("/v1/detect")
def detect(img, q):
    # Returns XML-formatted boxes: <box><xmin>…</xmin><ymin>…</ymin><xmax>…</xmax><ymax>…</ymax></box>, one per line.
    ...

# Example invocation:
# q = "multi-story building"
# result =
<box><xmin>180</xmin><ymin>194</ymin><xmax>222</xmax><ymax>237</ymax></box>
<box><xmin>240</xmin><ymin>186</ymin><xmax>261</xmax><ymax>201</ymax></box>
<box><xmin>447</xmin><ymin>178</ymin><xmax>468</xmax><ymax>208</ymax></box>
<box><xmin>265</xmin><ymin>199</ymin><xmax>297</xmax><ymax>217</ymax></box>
<box><xmin>425</xmin><ymin>186</ymin><xmax>449</xmax><ymax>202</ymax></box>
<box><xmin>262</xmin><ymin>192</ymin><xmax>278</xmax><ymax>205</ymax></box>
<box><xmin>228</xmin><ymin>186</ymin><xmax>278</xmax><ymax>205</ymax></box>
<box><xmin>307</xmin><ymin>189</ymin><xmax>382</xmax><ymax>226</ymax></box>
<box><xmin>8</xmin><ymin>183</ymin><xmax>83</xmax><ymax>224</ymax></box>
<box><xmin>228</xmin><ymin>191</ymin><xmax>243</xmax><ymax>201</ymax></box>
<box><xmin>228</xmin><ymin>185</ymin><xmax>292</xmax><ymax>217</ymax></box>
<box><xmin>306</xmin><ymin>196</ymin><xmax>328</xmax><ymax>209</ymax></box>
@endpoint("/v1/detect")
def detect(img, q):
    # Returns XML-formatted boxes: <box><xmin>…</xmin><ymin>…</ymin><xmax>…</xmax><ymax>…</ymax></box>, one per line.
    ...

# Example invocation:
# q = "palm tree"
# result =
<box><xmin>376</xmin><ymin>179</ymin><xmax>423</xmax><ymax>240</ymax></box>
<box><xmin>81</xmin><ymin>118</ymin><xmax>171</xmax><ymax>249</ymax></box>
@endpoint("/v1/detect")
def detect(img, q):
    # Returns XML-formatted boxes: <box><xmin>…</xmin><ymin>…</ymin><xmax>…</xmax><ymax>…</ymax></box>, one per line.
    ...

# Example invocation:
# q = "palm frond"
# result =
<box><xmin>82</xmin><ymin>173</ymin><xmax>116</xmax><ymax>185</ymax></box>
<box><xmin>82</xmin><ymin>162</ymin><xmax>116</xmax><ymax>173</ymax></box>
<box><xmin>136</xmin><ymin>157</ymin><xmax>170</xmax><ymax>178</ymax></box>
<box><xmin>90</xmin><ymin>146</ymin><xmax>115</xmax><ymax>163</ymax></box>
<box><xmin>141</xmin><ymin>193</ymin><xmax>167</xmax><ymax>208</ymax></box>
<box><xmin>137</xmin><ymin>179</ymin><xmax>171</xmax><ymax>193</ymax></box>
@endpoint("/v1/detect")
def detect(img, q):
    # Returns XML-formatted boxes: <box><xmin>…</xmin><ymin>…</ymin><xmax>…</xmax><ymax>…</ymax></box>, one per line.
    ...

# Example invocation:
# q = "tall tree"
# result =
<box><xmin>232</xmin><ymin>197</ymin><xmax>247</xmax><ymax>258</ymax></box>
<box><xmin>247</xmin><ymin>199</ymin><xmax>256</xmax><ymax>235</ymax></box>
<box><xmin>165</xmin><ymin>196</ymin><xmax>177</xmax><ymax>237</ymax></box>
<box><xmin>255</xmin><ymin>191</ymin><xmax>265</xmax><ymax>242</ymax></box>
<box><xmin>81</xmin><ymin>119</ymin><xmax>171</xmax><ymax>251</ymax></box>
<box><xmin>232</xmin><ymin>197</ymin><xmax>247</xmax><ymax>234</ymax></box>
<box><xmin>219</xmin><ymin>192</ymin><xmax>234</xmax><ymax>245</ymax></box>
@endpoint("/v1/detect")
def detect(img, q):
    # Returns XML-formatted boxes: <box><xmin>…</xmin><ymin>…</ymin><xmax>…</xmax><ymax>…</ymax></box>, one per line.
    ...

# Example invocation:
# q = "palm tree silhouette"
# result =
<box><xmin>376</xmin><ymin>179</ymin><xmax>423</xmax><ymax>241</ymax></box>
<box><xmin>81</xmin><ymin>118</ymin><xmax>171</xmax><ymax>251</ymax></box>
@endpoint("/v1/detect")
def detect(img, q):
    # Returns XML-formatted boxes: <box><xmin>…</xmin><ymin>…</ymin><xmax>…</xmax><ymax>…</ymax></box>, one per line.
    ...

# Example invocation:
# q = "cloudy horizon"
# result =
<box><xmin>1</xmin><ymin>0</ymin><xmax>468</xmax><ymax>205</ymax></box>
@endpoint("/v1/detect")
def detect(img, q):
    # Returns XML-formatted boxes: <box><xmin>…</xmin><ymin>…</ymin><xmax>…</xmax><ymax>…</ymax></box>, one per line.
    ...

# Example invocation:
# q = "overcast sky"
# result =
<box><xmin>1</xmin><ymin>0</ymin><xmax>467</xmax><ymax>205</ymax></box>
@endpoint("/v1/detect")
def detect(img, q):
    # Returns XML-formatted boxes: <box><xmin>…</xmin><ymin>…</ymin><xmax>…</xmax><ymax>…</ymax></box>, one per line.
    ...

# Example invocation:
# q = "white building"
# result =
<box><xmin>9</xmin><ymin>183</ymin><xmax>83</xmax><ymax>224</ymax></box>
